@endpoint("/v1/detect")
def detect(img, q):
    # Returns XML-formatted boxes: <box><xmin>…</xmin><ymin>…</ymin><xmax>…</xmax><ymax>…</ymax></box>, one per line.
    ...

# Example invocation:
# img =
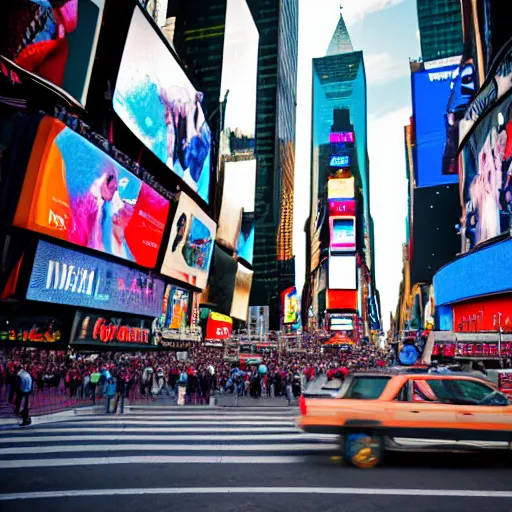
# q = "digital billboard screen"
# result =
<box><xmin>230</xmin><ymin>263</ymin><xmax>253</xmax><ymax>322</ymax></box>
<box><xmin>329</xmin><ymin>155</ymin><xmax>350</xmax><ymax>168</ymax></box>
<box><xmin>327</xmin><ymin>177</ymin><xmax>354</xmax><ymax>199</ymax></box>
<box><xmin>207</xmin><ymin>245</ymin><xmax>237</xmax><ymax>316</ymax></box>
<box><xmin>13</xmin><ymin>117</ymin><xmax>169</xmax><ymax>269</ymax></box>
<box><xmin>281</xmin><ymin>287</ymin><xmax>300</xmax><ymax>325</ymax></box>
<box><xmin>161</xmin><ymin>192</ymin><xmax>216</xmax><ymax>289</ymax></box>
<box><xmin>413</xmin><ymin>65</ymin><xmax>463</xmax><ymax>187</ymax></box>
<box><xmin>220</xmin><ymin>0</ymin><xmax>259</xmax><ymax>158</ymax></box>
<box><xmin>329</xmin><ymin>217</ymin><xmax>356</xmax><ymax>252</ymax></box>
<box><xmin>206</xmin><ymin>311</ymin><xmax>233</xmax><ymax>340</ymax></box>
<box><xmin>329</xmin><ymin>314</ymin><xmax>354</xmax><ymax>331</ymax></box>
<box><xmin>460</xmin><ymin>93</ymin><xmax>512</xmax><ymax>249</ymax></box>
<box><xmin>329</xmin><ymin>132</ymin><xmax>354</xmax><ymax>143</ymax></box>
<box><xmin>328</xmin><ymin>254</ymin><xmax>357</xmax><ymax>290</ymax></box>
<box><xmin>27</xmin><ymin>240</ymin><xmax>165</xmax><ymax>317</ymax></box>
<box><xmin>158</xmin><ymin>284</ymin><xmax>190</xmax><ymax>331</ymax></box>
<box><xmin>328</xmin><ymin>199</ymin><xmax>356</xmax><ymax>217</ymax></box>
<box><xmin>114</xmin><ymin>6</ymin><xmax>211</xmax><ymax>203</ymax></box>
<box><xmin>0</xmin><ymin>0</ymin><xmax>105</xmax><ymax>106</ymax></box>
<box><xmin>237</xmin><ymin>212</ymin><xmax>255</xmax><ymax>265</ymax></box>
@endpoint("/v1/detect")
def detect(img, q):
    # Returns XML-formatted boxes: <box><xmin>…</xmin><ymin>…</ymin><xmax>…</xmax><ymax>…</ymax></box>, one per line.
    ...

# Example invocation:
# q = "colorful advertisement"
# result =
<box><xmin>461</xmin><ymin>93</ymin><xmax>512</xmax><ymax>249</ymax></box>
<box><xmin>71</xmin><ymin>311</ymin><xmax>154</xmax><ymax>347</ymax></box>
<box><xmin>158</xmin><ymin>284</ymin><xmax>190</xmax><ymax>330</ymax></box>
<box><xmin>327</xmin><ymin>177</ymin><xmax>355</xmax><ymax>199</ymax></box>
<box><xmin>327</xmin><ymin>289</ymin><xmax>358</xmax><ymax>310</ymax></box>
<box><xmin>230</xmin><ymin>263</ymin><xmax>253</xmax><ymax>322</ymax></box>
<box><xmin>329</xmin><ymin>155</ymin><xmax>350</xmax><ymax>168</ymax></box>
<box><xmin>206</xmin><ymin>311</ymin><xmax>233</xmax><ymax>340</ymax></box>
<box><xmin>0</xmin><ymin>0</ymin><xmax>105</xmax><ymax>106</ymax></box>
<box><xmin>114</xmin><ymin>6</ymin><xmax>211</xmax><ymax>202</ymax></box>
<box><xmin>237</xmin><ymin>212</ymin><xmax>255</xmax><ymax>265</ymax></box>
<box><xmin>13</xmin><ymin>117</ymin><xmax>170</xmax><ymax>269</ymax></box>
<box><xmin>282</xmin><ymin>287</ymin><xmax>300</xmax><ymax>325</ymax></box>
<box><xmin>161</xmin><ymin>192</ymin><xmax>216</xmax><ymax>289</ymax></box>
<box><xmin>329</xmin><ymin>132</ymin><xmax>354</xmax><ymax>143</ymax></box>
<box><xmin>329</xmin><ymin>314</ymin><xmax>354</xmax><ymax>331</ymax></box>
<box><xmin>27</xmin><ymin>240</ymin><xmax>165</xmax><ymax>317</ymax></box>
<box><xmin>329</xmin><ymin>217</ymin><xmax>356</xmax><ymax>252</ymax></box>
<box><xmin>0</xmin><ymin>317</ymin><xmax>65</xmax><ymax>343</ymax></box>
<box><xmin>328</xmin><ymin>199</ymin><xmax>356</xmax><ymax>217</ymax></box>
<box><xmin>412</xmin><ymin>64</ymin><xmax>474</xmax><ymax>186</ymax></box>
<box><xmin>328</xmin><ymin>255</ymin><xmax>357</xmax><ymax>290</ymax></box>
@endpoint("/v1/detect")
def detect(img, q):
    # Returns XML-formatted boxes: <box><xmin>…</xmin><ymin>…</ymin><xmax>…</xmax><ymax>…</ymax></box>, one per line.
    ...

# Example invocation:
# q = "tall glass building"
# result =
<box><xmin>417</xmin><ymin>0</ymin><xmax>463</xmax><ymax>62</ymax></box>
<box><xmin>246</xmin><ymin>0</ymin><xmax>299</xmax><ymax>329</ymax></box>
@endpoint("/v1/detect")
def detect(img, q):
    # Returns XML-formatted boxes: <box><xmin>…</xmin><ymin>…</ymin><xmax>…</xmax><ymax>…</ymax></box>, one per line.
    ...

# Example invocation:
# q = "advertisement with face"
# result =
<box><xmin>161</xmin><ymin>192</ymin><xmax>216</xmax><ymax>289</ymax></box>
<box><xmin>27</xmin><ymin>240</ymin><xmax>165</xmax><ymax>317</ymax></box>
<box><xmin>13</xmin><ymin>117</ymin><xmax>169</xmax><ymax>269</ymax></box>
<box><xmin>329</xmin><ymin>217</ymin><xmax>356</xmax><ymax>252</ymax></box>
<box><xmin>158</xmin><ymin>284</ymin><xmax>190</xmax><ymax>330</ymax></box>
<box><xmin>327</xmin><ymin>177</ymin><xmax>354</xmax><ymax>199</ymax></box>
<box><xmin>114</xmin><ymin>6</ymin><xmax>211</xmax><ymax>203</ymax></box>
<box><xmin>282</xmin><ymin>287</ymin><xmax>300</xmax><ymax>325</ymax></box>
<box><xmin>230</xmin><ymin>263</ymin><xmax>253</xmax><ymax>321</ymax></box>
<box><xmin>413</xmin><ymin>64</ymin><xmax>475</xmax><ymax>185</ymax></box>
<box><xmin>328</xmin><ymin>254</ymin><xmax>357</xmax><ymax>290</ymax></box>
<box><xmin>461</xmin><ymin>93</ymin><xmax>512</xmax><ymax>248</ymax></box>
<box><xmin>0</xmin><ymin>0</ymin><xmax>105</xmax><ymax>106</ymax></box>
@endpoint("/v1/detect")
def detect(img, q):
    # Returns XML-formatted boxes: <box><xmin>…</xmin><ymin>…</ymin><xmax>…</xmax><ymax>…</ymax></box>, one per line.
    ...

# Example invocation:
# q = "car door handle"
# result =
<box><xmin>410</xmin><ymin>411</ymin><xmax>420</xmax><ymax>414</ymax></box>
<box><xmin>461</xmin><ymin>412</ymin><xmax>473</xmax><ymax>416</ymax></box>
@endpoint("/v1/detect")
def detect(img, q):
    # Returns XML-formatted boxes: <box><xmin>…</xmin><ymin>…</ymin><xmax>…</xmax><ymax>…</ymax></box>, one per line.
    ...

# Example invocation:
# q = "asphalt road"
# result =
<box><xmin>0</xmin><ymin>406</ymin><xmax>511</xmax><ymax>511</ymax></box>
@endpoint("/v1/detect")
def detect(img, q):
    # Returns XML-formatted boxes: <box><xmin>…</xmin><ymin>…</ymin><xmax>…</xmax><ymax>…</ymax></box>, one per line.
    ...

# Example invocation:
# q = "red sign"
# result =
<box><xmin>329</xmin><ymin>132</ymin><xmax>355</xmax><ymax>143</ymax></box>
<box><xmin>326</xmin><ymin>289</ymin><xmax>357</xmax><ymax>310</ymax></box>
<box><xmin>453</xmin><ymin>294</ymin><xmax>512</xmax><ymax>333</ymax></box>
<box><xmin>328</xmin><ymin>199</ymin><xmax>356</xmax><ymax>217</ymax></box>
<box><xmin>206</xmin><ymin>312</ymin><xmax>232</xmax><ymax>340</ymax></box>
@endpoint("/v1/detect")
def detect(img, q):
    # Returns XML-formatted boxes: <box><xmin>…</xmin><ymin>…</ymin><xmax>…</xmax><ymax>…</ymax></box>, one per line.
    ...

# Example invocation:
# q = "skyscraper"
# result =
<box><xmin>246</xmin><ymin>0</ymin><xmax>299</xmax><ymax>329</ymax></box>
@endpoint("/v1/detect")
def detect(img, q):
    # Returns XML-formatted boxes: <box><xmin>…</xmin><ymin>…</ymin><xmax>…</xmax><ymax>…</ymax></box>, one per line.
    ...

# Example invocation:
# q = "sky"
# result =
<box><xmin>293</xmin><ymin>0</ymin><xmax>421</xmax><ymax>330</ymax></box>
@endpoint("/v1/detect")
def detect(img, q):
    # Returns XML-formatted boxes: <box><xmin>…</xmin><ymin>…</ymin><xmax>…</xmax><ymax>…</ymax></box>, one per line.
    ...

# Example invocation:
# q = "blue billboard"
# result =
<box><xmin>412</xmin><ymin>65</ymin><xmax>459</xmax><ymax>188</ymax></box>
<box><xmin>27</xmin><ymin>240</ymin><xmax>165</xmax><ymax>318</ymax></box>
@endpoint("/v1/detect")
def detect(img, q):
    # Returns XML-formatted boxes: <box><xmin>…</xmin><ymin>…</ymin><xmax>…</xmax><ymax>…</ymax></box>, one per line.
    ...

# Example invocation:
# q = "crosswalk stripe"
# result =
<box><xmin>65</xmin><ymin>415</ymin><xmax>295</xmax><ymax>422</ymax></box>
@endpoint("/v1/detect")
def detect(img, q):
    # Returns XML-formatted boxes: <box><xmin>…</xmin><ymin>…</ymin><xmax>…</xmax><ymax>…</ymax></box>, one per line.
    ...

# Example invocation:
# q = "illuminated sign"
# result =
<box><xmin>329</xmin><ymin>255</ymin><xmax>357</xmax><ymax>290</ymax></box>
<box><xmin>329</xmin><ymin>314</ymin><xmax>354</xmax><ymax>331</ymax></box>
<box><xmin>206</xmin><ymin>311</ymin><xmax>233</xmax><ymax>340</ymax></box>
<box><xmin>329</xmin><ymin>217</ymin><xmax>356</xmax><ymax>252</ymax></box>
<box><xmin>328</xmin><ymin>199</ymin><xmax>356</xmax><ymax>217</ymax></box>
<box><xmin>329</xmin><ymin>155</ymin><xmax>350</xmax><ymax>168</ymax></box>
<box><xmin>329</xmin><ymin>132</ymin><xmax>354</xmax><ymax>143</ymax></box>
<box><xmin>327</xmin><ymin>177</ymin><xmax>355</xmax><ymax>199</ymax></box>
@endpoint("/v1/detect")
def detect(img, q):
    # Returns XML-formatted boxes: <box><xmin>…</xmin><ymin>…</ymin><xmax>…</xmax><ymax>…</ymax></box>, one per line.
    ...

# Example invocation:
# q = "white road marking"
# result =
<box><xmin>27</xmin><ymin>420</ymin><xmax>297</xmax><ymax>427</ymax></box>
<box><xmin>1</xmin><ymin>487</ymin><xmax>511</xmax><ymax>501</ymax></box>
<box><xmin>0</xmin><ymin>443</ymin><xmax>337</xmax><ymax>455</ymax></box>
<box><xmin>63</xmin><ymin>415</ymin><xmax>294</xmax><ymax>422</ymax></box>
<box><xmin>0</xmin><ymin>455</ymin><xmax>305</xmax><ymax>468</ymax></box>
<box><xmin>0</xmin><ymin>433</ymin><xmax>334</xmax><ymax>443</ymax></box>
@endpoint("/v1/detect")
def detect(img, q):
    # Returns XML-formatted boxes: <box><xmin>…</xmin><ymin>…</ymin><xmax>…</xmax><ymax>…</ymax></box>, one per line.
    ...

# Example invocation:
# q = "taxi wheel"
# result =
<box><xmin>342</xmin><ymin>431</ymin><xmax>384</xmax><ymax>469</ymax></box>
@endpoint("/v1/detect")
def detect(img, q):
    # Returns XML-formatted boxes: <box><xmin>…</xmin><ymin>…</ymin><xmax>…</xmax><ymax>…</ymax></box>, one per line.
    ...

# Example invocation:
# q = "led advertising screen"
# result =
<box><xmin>329</xmin><ymin>314</ymin><xmax>354</xmax><ymax>331</ymax></box>
<box><xmin>158</xmin><ymin>284</ymin><xmax>190</xmax><ymax>331</ymax></box>
<box><xmin>412</xmin><ymin>64</ymin><xmax>474</xmax><ymax>186</ymax></box>
<box><xmin>329</xmin><ymin>132</ymin><xmax>354</xmax><ymax>143</ymax></box>
<box><xmin>329</xmin><ymin>217</ymin><xmax>356</xmax><ymax>252</ymax></box>
<box><xmin>282</xmin><ymin>287</ymin><xmax>300</xmax><ymax>325</ymax></box>
<box><xmin>327</xmin><ymin>177</ymin><xmax>355</xmax><ymax>199</ymax></box>
<box><xmin>248</xmin><ymin>306</ymin><xmax>269</xmax><ymax>338</ymax></box>
<box><xmin>0</xmin><ymin>0</ymin><xmax>105</xmax><ymax>106</ymax></box>
<box><xmin>206</xmin><ymin>311</ymin><xmax>233</xmax><ymax>340</ymax></box>
<box><xmin>27</xmin><ymin>240</ymin><xmax>165</xmax><ymax>317</ymax></box>
<box><xmin>220</xmin><ymin>0</ymin><xmax>259</xmax><ymax>158</ymax></box>
<box><xmin>329</xmin><ymin>155</ymin><xmax>350</xmax><ymax>168</ymax></box>
<box><xmin>207</xmin><ymin>245</ymin><xmax>237</xmax><ymax>316</ymax></box>
<box><xmin>328</xmin><ymin>254</ymin><xmax>357</xmax><ymax>290</ymax></box>
<box><xmin>460</xmin><ymin>93</ymin><xmax>512</xmax><ymax>250</ymax></box>
<box><xmin>328</xmin><ymin>199</ymin><xmax>356</xmax><ymax>217</ymax></box>
<box><xmin>230</xmin><ymin>263</ymin><xmax>253</xmax><ymax>321</ymax></box>
<box><xmin>326</xmin><ymin>289</ymin><xmax>358</xmax><ymax>310</ymax></box>
<box><xmin>161</xmin><ymin>192</ymin><xmax>216</xmax><ymax>289</ymax></box>
<box><xmin>114</xmin><ymin>6</ymin><xmax>211</xmax><ymax>203</ymax></box>
<box><xmin>237</xmin><ymin>212</ymin><xmax>255</xmax><ymax>265</ymax></box>
<box><xmin>13</xmin><ymin>117</ymin><xmax>170</xmax><ymax>269</ymax></box>
<box><xmin>217</xmin><ymin>160</ymin><xmax>256</xmax><ymax>253</ymax></box>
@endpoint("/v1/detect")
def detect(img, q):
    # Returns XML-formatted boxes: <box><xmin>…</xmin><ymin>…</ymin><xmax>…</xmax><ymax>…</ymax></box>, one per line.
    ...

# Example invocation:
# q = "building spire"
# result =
<box><xmin>326</xmin><ymin>7</ymin><xmax>353</xmax><ymax>56</ymax></box>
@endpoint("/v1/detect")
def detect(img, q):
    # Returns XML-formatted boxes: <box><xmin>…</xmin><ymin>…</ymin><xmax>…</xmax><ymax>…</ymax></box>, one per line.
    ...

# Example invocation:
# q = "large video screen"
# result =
<box><xmin>27</xmin><ymin>240</ymin><xmax>165</xmax><ymax>317</ymax></box>
<box><xmin>0</xmin><ymin>0</ymin><xmax>105</xmax><ymax>106</ymax></box>
<box><xmin>413</xmin><ymin>64</ymin><xmax>471</xmax><ymax>186</ymax></box>
<box><xmin>460</xmin><ymin>93</ymin><xmax>512</xmax><ymax>249</ymax></box>
<box><xmin>13</xmin><ymin>117</ymin><xmax>169</xmax><ymax>269</ymax></box>
<box><xmin>220</xmin><ymin>0</ymin><xmax>259</xmax><ymax>158</ymax></box>
<box><xmin>158</xmin><ymin>284</ymin><xmax>190</xmax><ymax>331</ymax></box>
<box><xmin>329</xmin><ymin>217</ymin><xmax>356</xmax><ymax>252</ymax></box>
<box><xmin>230</xmin><ymin>263</ymin><xmax>253</xmax><ymax>321</ymax></box>
<box><xmin>114</xmin><ymin>6</ymin><xmax>211</xmax><ymax>203</ymax></box>
<box><xmin>327</xmin><ymin>177</ymin><xmax>354</xmax><ymax>199</ymax></box>
<box><xmin>281</xmin><ymin>287</ymin><xmax>300</xmax><ymax>325</ymax></box>
<box><xmin>207</xmin><ymin>245</ymin><xmax>237</xmax><ymax>316</ymax></box>
<box><xmin>328</xmin><ymin>254</ymin><xmax>357</xmax><ymax>290</ymax></box>
<box><xmin>161</xmin><ymin>192</ymin><xmax>216</xmax><ymax>289</ymax></box>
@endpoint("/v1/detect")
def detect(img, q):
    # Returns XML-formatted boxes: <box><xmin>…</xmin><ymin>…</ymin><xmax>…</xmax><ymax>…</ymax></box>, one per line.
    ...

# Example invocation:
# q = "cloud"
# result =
<box><xmin>364</xmin><ymin>51</ymin><xmax>409</xmax><ymax>86</ymax></box>
<box><xmin>342</xmin><ymin>0</ymin><xmax>406</xmax><ymax>25</ymax></box>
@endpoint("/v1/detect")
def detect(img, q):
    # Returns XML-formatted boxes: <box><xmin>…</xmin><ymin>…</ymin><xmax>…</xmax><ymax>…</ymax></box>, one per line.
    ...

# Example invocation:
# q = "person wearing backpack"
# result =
<box><xmin>15</xmin><ymin>364</ymin><xmax>33</xmax><ymax>427</ymax></box>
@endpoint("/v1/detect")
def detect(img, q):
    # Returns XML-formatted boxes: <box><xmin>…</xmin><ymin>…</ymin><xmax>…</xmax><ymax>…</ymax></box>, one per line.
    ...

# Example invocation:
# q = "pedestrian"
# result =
<box><xmin>15</xmin><ymin>364</ymin><xmax>33</xmax><ymax>427</ymax></box>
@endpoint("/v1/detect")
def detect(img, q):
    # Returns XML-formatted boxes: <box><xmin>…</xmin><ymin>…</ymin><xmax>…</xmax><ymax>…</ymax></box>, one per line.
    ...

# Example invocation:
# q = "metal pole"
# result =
<box><xmin>498</xmin><ymin>312</ymin><xmax>503</xmax><ymax>366</ymax></box>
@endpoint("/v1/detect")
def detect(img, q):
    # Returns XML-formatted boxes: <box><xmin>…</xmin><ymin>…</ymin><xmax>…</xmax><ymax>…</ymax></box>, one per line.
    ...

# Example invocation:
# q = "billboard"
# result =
<box><xmin>329</xmin><ymin>132</ymin><xmax>354</xmax><ymax>143</ymax></box>
<box><xmin>230</xmin><ymin>263</ymin><xmax>253</xmax><ymax>321</ymax></box>
<box><xmin>328</xmin><ymin>199</ymin><xmax>356</xmax><ymax>217</ymax></box>
<box><xmin>220</xmin><ymin>0</ymin><xmax>259</xmax><ymax>158</ymax></box>
<box><xmin>461</xmin><ymin>92</ymin><xmax>512</xmax><ymax>249</ymax></box>
<box><xmin>329</xmin><ymin>155</ymin><xmax>350</xmax><ymax>168</ymax></box>
<box><xmin>413</xmin><ymin>65</ymin><xmax>470</xmax><ymax>186</ymax></box>
<box><xmin>326</xmin><ymin>289</ymin><xmax>358</xmax><ymax>310</ymax></box>
<box><xmin>114</xmin><ymin>6</ymin><xmax>211</xmax><ymax>203</ymax></box>
<box><xmin>328</xmin><ymin>254</ymin><xmax>357</xmax><ymax>290</ymax></box>
<box><xmin>327</xmin><ymin>177</ymin><xmax>355</xmax><ymax>199</ymax></box>
<box><xmin>161</xmin><ymin>192</ymin><xmax>216</xmax><ymax>289</ymax></box>
<box><xmin>329</xmin><ymin>314</ymin><xmax>354</xmax><ymax>331</ymax></box>
<box><xmin>329</xmin><ymin>217</ymin><xmax>356</xmax><ymax>252</ymax></box>
<box><xmin>158</xmin><ymin>284</ymin><xmax>190</xmax><ymax>331</ymax></box>
<box><xmin>282</xmin><ymin>287</ymin><xmax>300</xmax><ymax>325</ymax></box>
<box><xmin>71</xmin><ymin>311</ymin><xmax>154</xmax><ymax>347</ymax></box>
<box><xmin>13</xmin><ymin>117</ymin><xmax>169</xmax><ymax>269</ymax></box>
<box><xmin>0</xmin><ymin>0</ymin><xmax>105</xmax><ymax>106</ymax></box>
<box><xmin>27</xmin><ymin>240</ymin><xmax>165</xmax><ymax>317</ymax></box>
<box><xmin>248</xmin><ymin>306</ymin><xmax>270</xmax><ymax>339</ymax></box>
<box><xmin>207</xmin><ymin>245</ymin><xmax>237</xmax><ymax>316</ymax></box>
<box><xmin>206</xmin><ymin>311</ymin><xmax>233</xmax><ymax>340</ymax></box>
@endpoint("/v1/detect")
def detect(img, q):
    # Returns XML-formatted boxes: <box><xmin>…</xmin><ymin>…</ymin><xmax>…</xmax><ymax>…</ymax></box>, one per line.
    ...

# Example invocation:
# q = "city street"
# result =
<box><xmin>1</xmin><ymin>407</ymin><xmax>512</xmax><ymax>511</ymax></box>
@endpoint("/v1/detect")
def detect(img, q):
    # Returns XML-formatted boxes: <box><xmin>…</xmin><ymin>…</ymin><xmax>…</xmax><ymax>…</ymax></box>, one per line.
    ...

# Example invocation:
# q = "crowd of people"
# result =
<box><xmin>0</xmin><ymin>338</ymin><xmax>392</xmax><ymax>422</ymax></box>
